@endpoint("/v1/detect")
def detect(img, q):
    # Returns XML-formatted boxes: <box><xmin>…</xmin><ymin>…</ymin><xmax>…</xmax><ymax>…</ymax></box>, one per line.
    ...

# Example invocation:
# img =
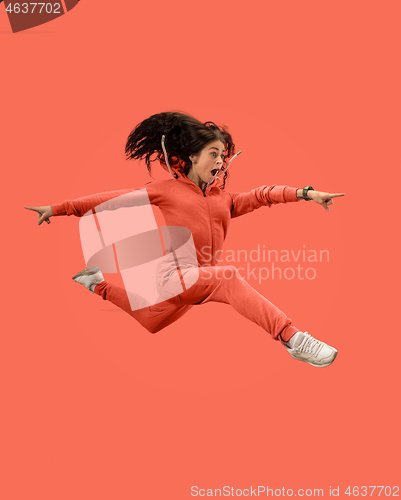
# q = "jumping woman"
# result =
<box><xmin>25</xmin><ymin>112</ymin><xmax>345</xmax><ymax>367</ymax></box>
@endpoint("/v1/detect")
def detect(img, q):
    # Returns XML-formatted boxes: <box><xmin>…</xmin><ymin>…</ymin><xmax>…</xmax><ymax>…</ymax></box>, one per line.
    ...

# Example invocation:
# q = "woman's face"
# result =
<box><xmin>189</xmin><ymin>140</ymin><xmax>225</xmax><ymax>185</ymax></box>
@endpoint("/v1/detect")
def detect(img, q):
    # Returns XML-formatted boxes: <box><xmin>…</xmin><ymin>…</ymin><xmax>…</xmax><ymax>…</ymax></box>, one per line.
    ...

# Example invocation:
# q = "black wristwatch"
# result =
<box><xmin>302</xmin><ymin>185</ymin><xmax>314</xmax><ymax>201</ymax></box>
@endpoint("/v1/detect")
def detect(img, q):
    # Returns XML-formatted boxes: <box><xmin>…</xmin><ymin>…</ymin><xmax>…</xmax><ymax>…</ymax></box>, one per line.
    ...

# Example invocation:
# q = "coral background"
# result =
<box><xmin>1</xmin><ymin>1</ymin><xmax>400</xmax><ymax>498</ymax></box>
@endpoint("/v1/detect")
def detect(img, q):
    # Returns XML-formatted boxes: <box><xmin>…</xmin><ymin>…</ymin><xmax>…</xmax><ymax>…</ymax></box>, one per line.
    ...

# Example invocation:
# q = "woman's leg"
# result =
<box><xmin>92</xmin><ymin>269</ymin><xmax>336</xmax><ymax>367</ymax></box>
<box><xmin>178</xmin><ymin>265</ymin><xmax>300</xmax><ymax>341</ymax></box>
<box><xmin>93</xmin><ymin>281</ymin><xmax>193</xmax><ymax>334</ymax></box>
<box><xmin>77</xmin><ymin>266</ymin><xmax>297</xmax><ymax>339</ymax></box>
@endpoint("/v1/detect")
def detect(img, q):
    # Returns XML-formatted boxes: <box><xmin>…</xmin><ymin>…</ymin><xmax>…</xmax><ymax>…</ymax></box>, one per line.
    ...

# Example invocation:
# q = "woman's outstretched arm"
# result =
<box><xmin>24</xmin><ymin>180</ymin><xmax>173</xmax><ymax>225</ymax></box>
<box><xmin>230</xmin><ymin>184</ymin><xmax>300</xmax><ymax>219</ymax></box>
<box><xmin>24</xmin><ymin>188</ymin><xmax>136</xmax><ymax>226</ymax></box>
<box><xmin>49</xmin><ymin>187</ymin><xmax>140</xmax><ymax>218</ymax></box>
<box><xmin>230</xmin><ymin>185</ymin><xmax>345</xmax><ymax>218</ymax></box>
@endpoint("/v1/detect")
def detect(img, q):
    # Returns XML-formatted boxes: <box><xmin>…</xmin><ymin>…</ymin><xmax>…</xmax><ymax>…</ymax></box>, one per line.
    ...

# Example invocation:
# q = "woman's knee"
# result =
<box><xmin>130</xmin><ymin>309</ymin><xmax>163</xmax><ymax>334</ymax></box>
<box><xmin>140</xmin><ymin>304</ymin><xmax>191</xmax><ymax>333</ymax></box>
<box><xmin>147</xmin><ymin>325</ymin><xmax>162</xmax><ymax>334</ymax></box>
<box><xmin>138</xmin><ymin>316</ymin><xmax>164</xmax><ymax>334</ymax></box>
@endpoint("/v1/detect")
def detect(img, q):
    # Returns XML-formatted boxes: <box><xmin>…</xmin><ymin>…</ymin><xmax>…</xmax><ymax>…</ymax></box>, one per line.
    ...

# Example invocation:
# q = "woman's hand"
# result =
<box><xmin>24</xmin><ymin>205</ymin><xmax>53</xmax><ymax>225</ymax></box>
<box><xmin>309</xmin><ymin>191</ymin><xmax>345</xmax><ymax>212</ymax></box>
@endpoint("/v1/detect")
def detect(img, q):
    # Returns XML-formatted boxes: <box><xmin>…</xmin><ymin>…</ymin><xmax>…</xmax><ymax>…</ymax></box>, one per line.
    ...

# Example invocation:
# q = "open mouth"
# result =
<box><xmin>210</xmin><ymin>169</ymin><xmax>220</xmax><ymax>176</ymax></box>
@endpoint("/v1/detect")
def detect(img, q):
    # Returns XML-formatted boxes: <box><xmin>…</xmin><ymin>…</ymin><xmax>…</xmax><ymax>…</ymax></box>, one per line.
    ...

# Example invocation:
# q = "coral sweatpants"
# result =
<box><xmin>94</xmin><ymin>265</ymin><xmax>300</xmax><ymax>340</ymax></box>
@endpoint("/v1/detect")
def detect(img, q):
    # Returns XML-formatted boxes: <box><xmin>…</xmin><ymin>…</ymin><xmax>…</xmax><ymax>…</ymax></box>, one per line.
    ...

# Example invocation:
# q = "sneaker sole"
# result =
<box><xmin>289</xmin><ymin>348</ymin><xmax>338</xmax><ymax>367</ymax></box>
<box><xmin>72</xmin><ymin>266</ymin><xmax>100</xmax><ymax>280</ymax></box>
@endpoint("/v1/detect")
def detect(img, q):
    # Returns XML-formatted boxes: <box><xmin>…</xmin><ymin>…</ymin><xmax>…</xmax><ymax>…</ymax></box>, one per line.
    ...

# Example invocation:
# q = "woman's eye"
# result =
<box><xmin>211</xmin><ymin>152</ymin><xmax>225</xmax><ymax>159</ymax></box>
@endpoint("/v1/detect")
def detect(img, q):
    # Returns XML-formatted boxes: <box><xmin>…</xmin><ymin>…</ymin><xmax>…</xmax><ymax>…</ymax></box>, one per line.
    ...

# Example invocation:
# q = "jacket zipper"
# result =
<box><xmin>192</xmin><ymin>183</ymin><xmax>215</xmax><ymax>266</ymax></box>
<box><xmin>204</xmin><ymin>193</ymin><xmax>215</xmax><ymax>265</ymax></box>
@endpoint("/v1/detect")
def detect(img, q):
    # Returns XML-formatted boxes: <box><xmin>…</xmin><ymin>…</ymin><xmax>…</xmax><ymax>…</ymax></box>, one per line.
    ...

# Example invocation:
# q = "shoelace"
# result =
<box><xmin>296</xmin><ymin>332</ymin><xmax>322</xmax><ymax>354</ymax></box>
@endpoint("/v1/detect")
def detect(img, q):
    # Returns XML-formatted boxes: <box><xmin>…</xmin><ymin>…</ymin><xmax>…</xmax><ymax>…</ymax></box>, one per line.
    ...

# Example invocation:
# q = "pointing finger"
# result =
<box><xmin>329</xmin><ymin>193</ymin><xmax>345</xmax><ymax>198</ymax></box>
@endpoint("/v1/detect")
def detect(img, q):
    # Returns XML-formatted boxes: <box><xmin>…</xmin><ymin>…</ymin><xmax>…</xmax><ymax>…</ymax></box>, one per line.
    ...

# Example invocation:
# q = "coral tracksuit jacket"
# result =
<box><xmin>51</xmin><ymin>169</ymin><xmax>300</xmax><ymax>270</ymax></box>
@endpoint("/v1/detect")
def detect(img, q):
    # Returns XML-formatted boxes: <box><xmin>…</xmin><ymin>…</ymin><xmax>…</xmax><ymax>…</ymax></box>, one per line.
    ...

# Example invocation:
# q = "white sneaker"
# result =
<box><xmin>72</xmin><ymin>267</ymin><xmax>104</xmax><ymax>293</ymax></box>
<box><xmin>282</xmin><ymin>331</ymin><xmax>338</xmax><ymax>367</ymax></box>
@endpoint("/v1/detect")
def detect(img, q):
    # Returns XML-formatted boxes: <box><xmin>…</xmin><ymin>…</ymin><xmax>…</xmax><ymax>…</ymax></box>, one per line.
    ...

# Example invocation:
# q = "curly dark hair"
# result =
<box><xmin>125</xmin><ymin>112</ymin><xmax>235</xmax><ymax>189</ymax></box>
